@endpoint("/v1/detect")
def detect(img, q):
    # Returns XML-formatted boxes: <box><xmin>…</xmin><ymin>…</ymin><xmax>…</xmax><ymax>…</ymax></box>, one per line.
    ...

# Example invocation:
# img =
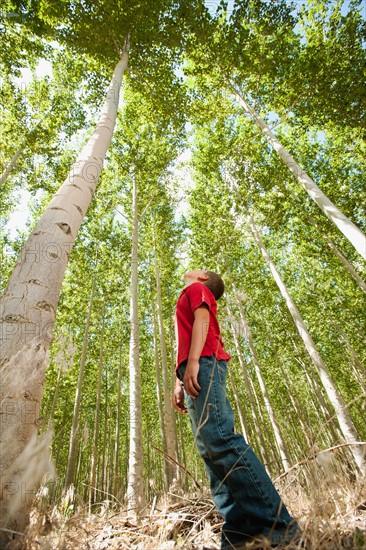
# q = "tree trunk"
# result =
<box><xmin>283</xmin><ymin>322</ymin><xmax>342</xmax><ymax>449</ymax></box>
<box><xmin>101</xmin><ymin>362</ymin><xmax>108</xmax><ymax>496</ymax></box>
<box><xmin>229</xmin><ymin>300</ymin><xmax>291</xmax><ymax>472</ymax></box>
<box><xmin>0</xmin><ymin>101</ymin><xmax>60</xmax><ymax>187</ymax></box>
<box><xmin>333</xmin><ymin>325</ymin><xmax>366</xmax><ymax>393</ymax></box>
<box><xmin>113</xmin><ymin>342</ymin><xmax>123</xmax><ymax>497</ymax></box>
<box><xmin>151</xmin><ymin>294</ymin><xmax>169</xmax><ymax>489</ymax></box>
<box><xmin>89</xmin><ymin>302</ymin><xmax>106</xmax><ymax>508</ymax></box>
<box><xmin>324</xmin><ymin>235</ymin><xmax>366</xmax><ymax>293</ymax></box>
<box><xmin>312</xmin><ymin>291</ymin><xmax>366</xmax><ymax>392</ymax></box>
<box><xmin>154</xmin><ymin>252</ymin><xmax>179</xmax><ymax>486</ymax></box>
<box><xmin>227</xmin><ymin>366</ymin><xmax>248</xmax><ymax>440</ymax></box>
<box><xmin>0</xmin><ymin>143</ymin><xmax>26</xmax><ymax>186</ymax></box>
<box><xmin>0</xmin><ymin>49</ymin><xmax>128</xmax><ymax>536</ymax></box>
<box><xmin>49</xmin><ymin>360</ymin><xmax>63</xmax><ymax>426</ymax></box>
<box><xmin>264</xmin><ymin>326</ymin><xmax>313</xmax><ymax>452</ymax></box>
<box><xmin>298</xmin><ymin>355</ymin><xmax>342</xmax><ymax>447</ymax></box>
<box><xmin>306</xmin><ymin>214</ymin><xmax>366</xmax><ymax>294</ymax></box>
<box><xmin>248</xmin><ymin>214</ymin><xmax>366</xmax><ymax>474</ymax></box>
<box><xmin>127</xmin><ymin>176</ymin><xmax>144</xmax><ymax>514</ymax></box>
<box><xmin>64</xmin><ymin>276</ymin><xmax>96</xmax><ymax>490</ymax></box>
<box><xmin>229</xmin><ymin>81</ymin><xmax>366</xmax><ymax>260</ymax></box>
<box><xmin>226</xmin><ymin>304</ymin><xmax>269</xmax><ymax>465</ymax></box>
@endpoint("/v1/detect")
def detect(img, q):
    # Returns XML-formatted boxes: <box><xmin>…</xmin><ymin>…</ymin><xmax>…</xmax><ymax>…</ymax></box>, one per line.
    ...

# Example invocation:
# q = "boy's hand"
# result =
<box><xmin>183</xmin><ymin>359</ymin><xmax>201</xmax><ymax>398</ymax></box>
<box><xmin>173</xmin><ymin>381</ymin><xmax>187</xmax><ymax>414</ymax></box>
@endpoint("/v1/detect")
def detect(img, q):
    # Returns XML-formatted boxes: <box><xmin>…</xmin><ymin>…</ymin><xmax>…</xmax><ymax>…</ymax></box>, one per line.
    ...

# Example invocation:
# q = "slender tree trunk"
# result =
<box><xmin>49</xmin><ymin>360</ymin><xmax>63</xmax><ymax>426</ymax></box>
<box><xmin>307</xmin><ymin>215</ymin><xmax>366</xmax><ymax>294</ymax></box>
<box><xmin>229</xmin><ymin>81</ymin><xmax>366</xmax><ymax>260</ymax></box>
<box><xmin>113</xmin><ymin>342</ymin><xmax>123</xmax><ymax>497</ymax></box>
<box><xmin>168</xmin><ymin>323</ymin><xmax>182</xmax><ymax>470</ymax></box>
<box><xmin>89</xmin><ymin>303</ymin><xmax>106</xmax><ymax>508</ymax></box>
<box><xmin>106</xmin><ymin>415</ymin><xmax>111</xmax><ymax>497</ymax></box>
<box><xmin>151</xmin><ymin>294</ymin><xmax>169</xmax><ymax>489</ymax></box>
<box><xmin>0</xmin><ymin>101</ymin><xmax>61</xmax><ymax>187</ymax></box>
<box><xmin>154</xmin><ymin>252</ymin><xmax>179</xmax><ymax>486</ymax></box>
<box><xmin>229</xmin><ymin>300</ymin><xmax>291</xmax><ymax>471</ymax></box>
<box><xmin>282</xmin><ymin>322</ymin><xmax>340</xmax><ymax>449</ymax></box>
<box><xmin>332</xmin><ymin>324</ymin><xmax>366</xmax><ymax>392</ymax></box>
<box><xmin>248</xmin><ymin>214</ymin><xmax>366</xmax><ymax>474</ymax></box>
<box><xmin>298</xmin><ymin>355</ymin><xmax>341</xmax><ymax>447</ymax></box>
<box><xmin>101</xmin><ymin>366</ymin><xmax>108</xmax><ymax>496</ymax></box>
<box><xmin>264</xmin><ymin>327</ymin><xmax>313</xmax><ymax>451</ymax></box>
<box><xmin>226</xmin><ymin>304</ymin><xmax>269</xmax><ymax>465</ymax></box>
<box><xmin>64</xmin><ymin>276</ymin><xmax>96</xmax><ymax>489</ymax></box>
<box><xmin>177</xmin><ymin>414</ymin><xmax>188</xmax><ymax>490</ymax></box>
<box><xmin>227</xmin><ymin>367</ymin><xmax>248</xmax><ymax>440</ymax></box>
<box><xmin>324</xmin><ymin>235</ymin><xmax>366</xmax><ymax>292</ymax></box>
<box><xmin>127</xmin><ymin>176</ymin><xmax>144</xmax><ymax>514</ymax></box>
<box><xmin>0</xmin><ymin>144</ymin><xmax>26</xmax><ymax>186</ymax></box>
<box><xmin>311</xmin><ymin>291</ymin><xmax>366</xmax><ymax>392</ymax></box>
<box><xmin>0</xmin><ymin>49</ymin><xmax>128</xmax><ymax>536</ymax></box>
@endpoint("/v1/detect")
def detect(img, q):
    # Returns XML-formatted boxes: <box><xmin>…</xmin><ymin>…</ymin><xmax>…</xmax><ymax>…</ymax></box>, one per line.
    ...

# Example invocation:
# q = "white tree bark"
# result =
<box><xmin>248</xmin><ymin>214</ymin><xmax>366</xmax><ymax>475</ymax></box>
<box><xmin>127</xmin><ymin>176</ymin><xmax>144</xmax><ymax>515</ymax></box>
<box><xmin>0</xmin><ymin>50</ymin><xmax>128</xmax><ymax>535</ymax></box>
<box><xmin>229</xmin><ymin>82</ymin><xmax>366</xmax><ymax>260</ymax></box>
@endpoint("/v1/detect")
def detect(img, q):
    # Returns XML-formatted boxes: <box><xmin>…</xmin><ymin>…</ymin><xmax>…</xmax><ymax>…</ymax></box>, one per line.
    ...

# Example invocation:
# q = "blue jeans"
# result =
<box><xmin>178</xmin><ymin>356</ymin><xmax>298</xmax><ymax>549</ymax></box>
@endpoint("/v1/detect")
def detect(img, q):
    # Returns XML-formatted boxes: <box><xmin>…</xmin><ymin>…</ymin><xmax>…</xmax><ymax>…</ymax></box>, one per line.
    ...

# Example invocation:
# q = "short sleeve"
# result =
<box><xmin>187</xmin><ymin>282</ymin><xmax>214</xmax><ymax>313</ymax></box>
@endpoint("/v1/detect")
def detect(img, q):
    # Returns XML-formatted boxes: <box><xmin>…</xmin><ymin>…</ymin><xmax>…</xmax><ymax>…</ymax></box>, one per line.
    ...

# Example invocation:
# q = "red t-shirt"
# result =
<box><xmin>174</xmin><ymin>281</ymin><xmax>231</xmax><ymax>370</ymax></box>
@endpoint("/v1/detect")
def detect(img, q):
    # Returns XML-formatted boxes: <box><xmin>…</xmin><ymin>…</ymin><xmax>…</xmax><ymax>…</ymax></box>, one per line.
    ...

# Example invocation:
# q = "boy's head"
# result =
<box><xmin>184</xmin><ymin>269</ymin><xmax>225</xmax><ymax>301</ymax></box>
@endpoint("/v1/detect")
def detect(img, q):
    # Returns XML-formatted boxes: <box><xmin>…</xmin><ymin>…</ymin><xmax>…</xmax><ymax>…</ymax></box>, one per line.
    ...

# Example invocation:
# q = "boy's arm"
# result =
<box><xmin>183</xmin><ymin>304</ymin><xmax>209</xmax><ymax>398</ymax></box>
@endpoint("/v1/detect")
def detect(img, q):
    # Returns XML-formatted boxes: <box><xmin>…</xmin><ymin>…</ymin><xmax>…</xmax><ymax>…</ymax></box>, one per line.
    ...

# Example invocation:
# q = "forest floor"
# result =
<box><xmin>7</xmin><ymin>467</ymin><xmax>366</xmax><ymax>550</ymax></box>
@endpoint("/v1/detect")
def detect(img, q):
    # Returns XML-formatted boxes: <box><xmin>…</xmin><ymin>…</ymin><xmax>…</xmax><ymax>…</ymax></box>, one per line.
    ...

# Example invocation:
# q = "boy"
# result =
<box><xmin>173</xmin><ymin>270</ymin><xmax>299</xmax><ymax>549</ymax></box>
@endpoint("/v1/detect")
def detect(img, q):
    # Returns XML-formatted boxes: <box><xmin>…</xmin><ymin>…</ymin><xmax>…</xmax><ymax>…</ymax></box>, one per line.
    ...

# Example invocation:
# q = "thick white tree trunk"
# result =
<box><xmin>229</xmin><ymin>82</ymin><xmax>366</xmax><ymax>260</ymax></box>
<box><xmin>248</xmin><ymin>214</ymin><xmax>366</xmax><ymax>475</ymax></box>
<box><xmin>0</xmin><ymin>51</ymin><xmax>128</xmax><ymax>536</ymax></box>
<box><xmin>127</xmin><ymin>177</ymin><xmax>144</xmax><ymax>515</ymax></box>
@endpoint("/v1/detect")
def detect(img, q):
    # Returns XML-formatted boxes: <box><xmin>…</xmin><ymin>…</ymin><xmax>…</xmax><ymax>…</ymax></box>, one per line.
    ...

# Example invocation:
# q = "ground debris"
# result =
<box><xmin>21</xmin><ymin>494</ymin><xmax>222</xmax><ymax>550</ymax></box>
<box><xmin>9</xmin><ymin>483</ymin><xmax>366</xmax><ymax>550</ymax></box>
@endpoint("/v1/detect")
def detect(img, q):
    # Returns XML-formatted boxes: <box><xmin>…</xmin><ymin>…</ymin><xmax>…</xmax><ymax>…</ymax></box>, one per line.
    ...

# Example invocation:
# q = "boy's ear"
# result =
<box><xmin>198</xmin><ymin>274</ymin><xmax>209</xmax><ymax>282</ymax></box>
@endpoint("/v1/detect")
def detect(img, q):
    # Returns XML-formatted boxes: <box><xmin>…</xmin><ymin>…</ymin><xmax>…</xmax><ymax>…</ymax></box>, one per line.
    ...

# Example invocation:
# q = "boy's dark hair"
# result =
<box><xmin>204</xmin><ymin>271</ymin><xmax>225</xmax><ymax>300</ymax></box>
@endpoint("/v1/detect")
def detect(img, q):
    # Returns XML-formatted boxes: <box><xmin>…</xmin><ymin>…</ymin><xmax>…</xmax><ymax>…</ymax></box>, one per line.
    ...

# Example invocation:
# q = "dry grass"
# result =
<box><xmin>3</xmin><ymin>458</ymin><xmax>366</xmax><ymax>550</ymax></box>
